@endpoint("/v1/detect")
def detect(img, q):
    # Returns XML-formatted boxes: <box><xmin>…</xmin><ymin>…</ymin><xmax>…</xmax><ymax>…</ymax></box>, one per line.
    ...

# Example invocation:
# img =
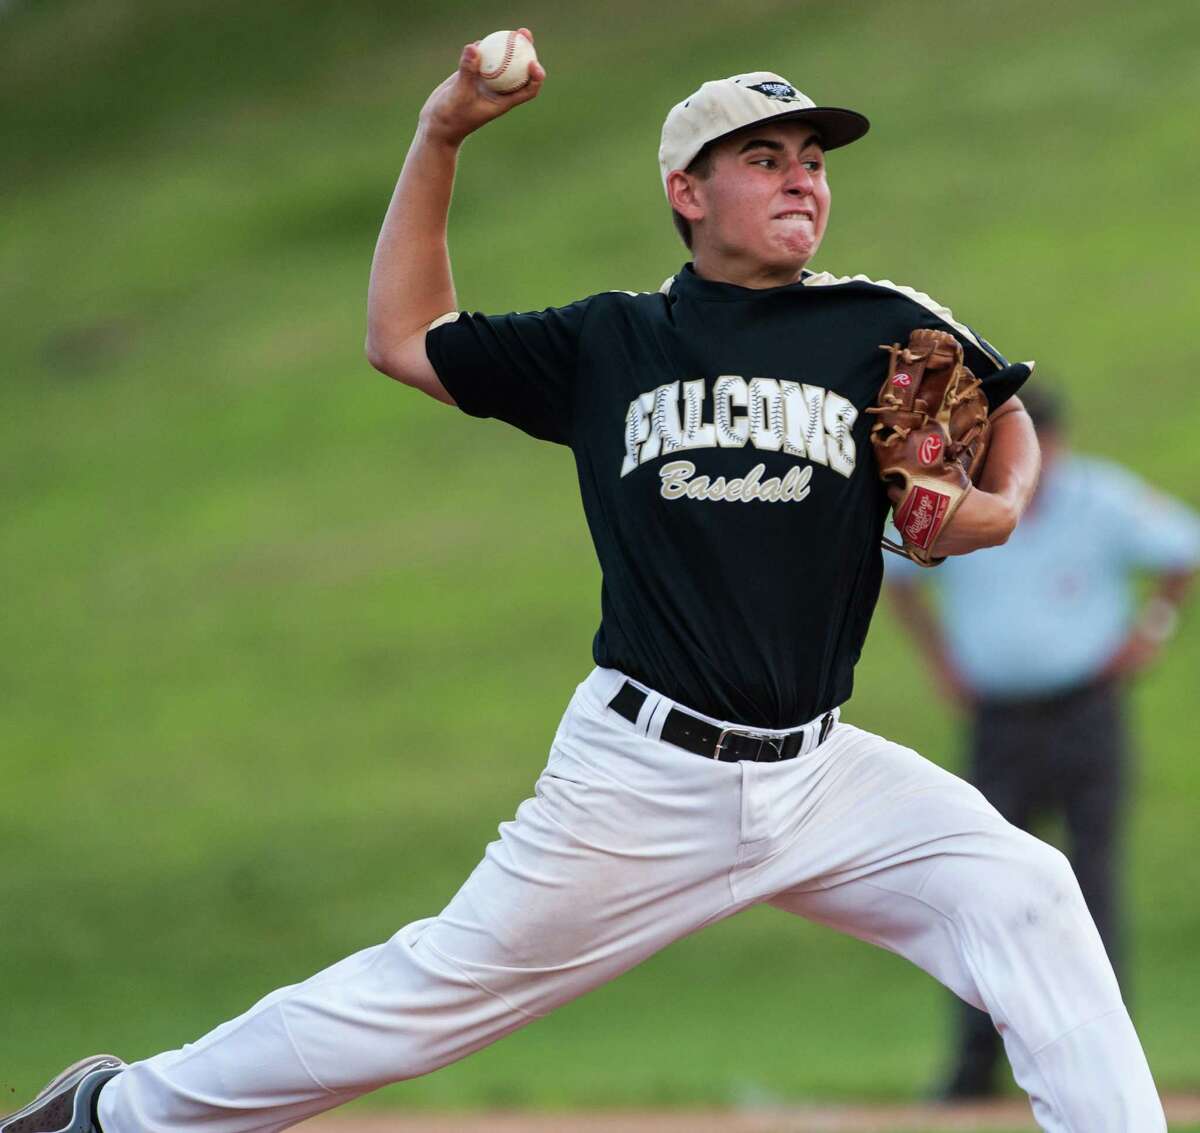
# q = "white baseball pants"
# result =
<box><xmin>98</xmin><ymin>667</ymin><xmax>1165</xmax><ymax>1132</ymax></box>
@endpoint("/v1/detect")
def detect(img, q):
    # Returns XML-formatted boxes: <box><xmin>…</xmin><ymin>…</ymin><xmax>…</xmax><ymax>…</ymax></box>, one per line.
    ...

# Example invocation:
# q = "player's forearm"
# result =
<box><xmin>365</xmin><ymin>37</ymin><xmax>544</xmax><ymax>374</ymax></box>
<box><xmin>939</xmin><ymin>400</ymin><xmax>1039</xmax><ymax>555</ymax></box>
<box><xmin>365</xmin><ymin>128</ymin><xmax>460</xmax><ymax>368</ymax></box>
<box><xmin>978</xmin><ymin>400</ymin><xmax>1039</xmax><ymax>515</ymax></box>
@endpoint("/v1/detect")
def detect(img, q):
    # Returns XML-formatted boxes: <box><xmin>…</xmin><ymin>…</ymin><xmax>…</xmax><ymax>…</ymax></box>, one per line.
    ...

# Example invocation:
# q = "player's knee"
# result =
<box><xmin>931</xmin><ymin>828</ymin><xmax>1077</xmax><ymax>926</ymax></box>
<box><xmin>973</xmin><ymin>832</ymin><xmax>1086</xmax><ymax>934</ymax></box>
<box><xmin>1017</xmin><ymin>836</ymin><xmax>1081</xmax><ymax>909</ymax></box>
<box><xmin>1028</xmin><ymin>831</ymin><xmax>1075</xmax><ymax>881</ymax></box>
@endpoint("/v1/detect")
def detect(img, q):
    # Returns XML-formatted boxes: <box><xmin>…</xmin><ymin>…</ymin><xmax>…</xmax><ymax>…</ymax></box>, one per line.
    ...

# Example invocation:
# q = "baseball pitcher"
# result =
<box><xmin>4</xmin><ymin>29</ymin><xmax>1165</xmax><ymax>1133</ymax></box>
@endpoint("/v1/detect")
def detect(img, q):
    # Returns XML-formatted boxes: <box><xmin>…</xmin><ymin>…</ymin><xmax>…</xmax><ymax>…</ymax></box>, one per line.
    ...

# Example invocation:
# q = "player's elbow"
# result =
<box><xmin>364</xmin><ymin>331</ymin><xmax>456</xmax><ymax>406</ymax></box>
<box><xmin>982</xmin><ymin>526</ymin><xmax>1014</xmax><ymax>550</ymax></box>
<box><xmin>365</xmin><ymin>336</ymin><xmax>397</xmax><ymax>379</ymax></box>
<box><xmin>365</xmin><ymin>332</ymin><xmax>419</xmax><ymax>386</ymax></box>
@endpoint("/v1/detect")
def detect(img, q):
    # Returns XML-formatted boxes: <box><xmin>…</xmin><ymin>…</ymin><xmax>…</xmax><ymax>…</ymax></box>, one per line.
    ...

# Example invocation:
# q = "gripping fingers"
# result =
<box><xmin>513</xmin><ymin>28</ymin><xmax>547</xmax><ymax>98</ymax></box>
<box><xmin>464</xmin><ymin>29</ymin><xmax>545</xmax><ymax>105</ymax></box>
<box><xmin>422</xmin><ymin>35</ymin><xmax>543</xmax><ymax>144</ymax></box>
<box><xmin>514</xmin><ymin>28</ymin><xmax>548</xmax><ymax>94</ymax></box>
<box><xmin>510</xmin><ymin>59</ymin><xmax>546</xmax><ymax>103</ymax></box>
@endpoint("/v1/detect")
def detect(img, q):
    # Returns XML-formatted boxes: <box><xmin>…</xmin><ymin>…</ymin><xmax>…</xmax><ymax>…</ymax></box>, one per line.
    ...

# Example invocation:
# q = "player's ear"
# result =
<box><xmin>666</xmin><ymin>170</ymin><xmax>705</xmax><ymax>223</ymax></box>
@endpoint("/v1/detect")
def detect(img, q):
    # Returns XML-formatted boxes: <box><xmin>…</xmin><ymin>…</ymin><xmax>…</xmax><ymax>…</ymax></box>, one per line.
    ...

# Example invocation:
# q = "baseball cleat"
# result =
<box><xmin>1</xmin><ymin>1055</ymin><xmax>125</xmax><ymax>1133</ymax></box>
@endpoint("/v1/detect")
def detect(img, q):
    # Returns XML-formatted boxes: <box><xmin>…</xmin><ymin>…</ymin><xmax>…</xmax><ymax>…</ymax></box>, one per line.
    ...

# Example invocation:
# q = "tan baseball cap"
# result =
<box><xmin>658</xmin><ymin>72</ymin><xmax>870</xmax><ymax>194</ymax></box>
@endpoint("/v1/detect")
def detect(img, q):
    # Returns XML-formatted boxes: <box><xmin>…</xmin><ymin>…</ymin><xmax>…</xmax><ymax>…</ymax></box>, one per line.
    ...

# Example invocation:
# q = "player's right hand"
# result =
<box><xmin>418</xmin><ymin>30</ymin><xmax>545</xmax><ymax>146</ymax></box>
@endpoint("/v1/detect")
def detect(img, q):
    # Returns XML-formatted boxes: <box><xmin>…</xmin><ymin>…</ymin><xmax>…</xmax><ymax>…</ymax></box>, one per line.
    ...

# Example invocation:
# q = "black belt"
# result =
<box><xmin>608</xmin><ymin>681</ymin><xmax>835</xmax><ymax>764</ymax></box>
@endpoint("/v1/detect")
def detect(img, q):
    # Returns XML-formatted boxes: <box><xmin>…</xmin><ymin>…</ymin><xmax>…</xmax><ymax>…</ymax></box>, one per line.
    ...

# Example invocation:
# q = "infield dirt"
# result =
<box><xmin>306</xmin><ymin>1093</ymin><xmax>1200</xmax><ymax>1131</ymax></box>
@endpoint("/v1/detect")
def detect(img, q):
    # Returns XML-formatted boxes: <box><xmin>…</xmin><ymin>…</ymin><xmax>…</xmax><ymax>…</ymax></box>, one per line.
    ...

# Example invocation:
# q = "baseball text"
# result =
<box><xmin>658</xmin><ymin>461</ymin><xmax>813</xmax><ymax>503</ymax></box>
<box><xmin>621</xmin><ymin>377</ymin><xmax>858</xmax><ymax>478</ymax></box>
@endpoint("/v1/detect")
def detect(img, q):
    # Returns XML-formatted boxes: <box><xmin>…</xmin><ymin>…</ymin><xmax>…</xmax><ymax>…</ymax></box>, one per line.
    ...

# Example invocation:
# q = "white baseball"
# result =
<box><xmin>476</xmin><ymin>29</ymin><xmax>537</xmax><ymax>93</ymax></box>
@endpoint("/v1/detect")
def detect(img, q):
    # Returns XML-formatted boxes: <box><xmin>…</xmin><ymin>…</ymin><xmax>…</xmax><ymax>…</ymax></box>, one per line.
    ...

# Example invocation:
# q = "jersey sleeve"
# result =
<box><xmin>890</xmin><ymin>286</ymin><xmax>1032</xmax><ymax>413</ymax></box>
<box><xmin>1092</xmin><ymin>463</ymin><xmax>1200</xmax><ymax>571</ymax></box>
<box><xmin>914</xmin><ymin>312</ymin><xmax>1033</xmax><ymax>414</ymax></box>
<box><xmin>424</xmin><ymin>299</ymin><xmax>593</xmax><ymax>445</ymax></box>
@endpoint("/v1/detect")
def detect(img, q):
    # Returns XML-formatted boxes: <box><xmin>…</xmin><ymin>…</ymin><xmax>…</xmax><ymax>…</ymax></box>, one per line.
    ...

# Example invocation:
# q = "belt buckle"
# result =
<box><xmin>714</xmin><ymin>727</ymin><xmax>786</xmax><ymax>762</ymax></box>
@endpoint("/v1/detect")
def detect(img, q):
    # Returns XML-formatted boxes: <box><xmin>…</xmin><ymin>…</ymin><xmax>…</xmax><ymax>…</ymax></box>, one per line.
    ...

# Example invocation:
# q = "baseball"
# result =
<box><xmin>476</xmin><ymin>29</ymin><xmax>537</xmax><ymax>93</ymax></box>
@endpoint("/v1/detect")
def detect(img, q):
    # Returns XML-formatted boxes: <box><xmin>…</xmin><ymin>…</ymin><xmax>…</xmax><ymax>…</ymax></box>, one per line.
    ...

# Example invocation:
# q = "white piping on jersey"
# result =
<box><xmin>800</xmin><ymin>271</ymin><xmax>1001</xmax><ymax>369</ymax></box>
<box><xmin>659</xmin><ymin>271</ymin><xmax>1007</xmax><ymax>371</ymax></box>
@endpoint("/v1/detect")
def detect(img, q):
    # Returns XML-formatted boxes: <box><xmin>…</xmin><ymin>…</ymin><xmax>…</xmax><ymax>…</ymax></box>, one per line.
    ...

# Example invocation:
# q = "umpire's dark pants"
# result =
<box><xmin>948</xmin><ymin>676</ymin><xmax>1129</xmax><ymax>1094</ymax></box>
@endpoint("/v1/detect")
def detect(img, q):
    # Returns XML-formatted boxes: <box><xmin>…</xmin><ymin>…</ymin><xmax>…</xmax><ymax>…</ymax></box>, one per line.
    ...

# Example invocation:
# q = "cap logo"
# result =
<box><xmin>746</xmin><ymin>81</ymin><xmax>801</xmax><ymax>102</ymax></box>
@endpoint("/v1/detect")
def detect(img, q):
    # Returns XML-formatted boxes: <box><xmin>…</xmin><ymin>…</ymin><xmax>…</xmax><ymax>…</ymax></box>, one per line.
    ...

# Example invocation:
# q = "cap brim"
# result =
<box><xmin>712</xmin><ymin>106</ymin><xmax>871</xmax><ymax>152</ymax></box>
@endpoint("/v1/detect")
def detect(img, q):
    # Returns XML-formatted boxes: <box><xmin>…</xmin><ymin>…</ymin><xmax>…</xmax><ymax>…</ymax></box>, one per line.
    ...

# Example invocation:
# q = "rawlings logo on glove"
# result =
<box><xmin>867</xmin><ymin>328</ymin><xmax>990</xmax><ymax>567</ymax></box>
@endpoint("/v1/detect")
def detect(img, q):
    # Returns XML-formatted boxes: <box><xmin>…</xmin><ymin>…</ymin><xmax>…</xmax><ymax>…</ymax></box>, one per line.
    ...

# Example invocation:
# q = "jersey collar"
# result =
<box><xmin>664</xmin><ymin>262</ymin><xmax>814</xmax><ymax>301</ymax></box>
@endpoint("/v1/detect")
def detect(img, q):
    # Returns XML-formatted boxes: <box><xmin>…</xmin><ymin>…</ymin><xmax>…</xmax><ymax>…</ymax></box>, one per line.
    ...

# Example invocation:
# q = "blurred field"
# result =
<box><xmin>3</xmin><ymin>0</ymin><xmax>1198</xmax><ymax>1115</ymax></box>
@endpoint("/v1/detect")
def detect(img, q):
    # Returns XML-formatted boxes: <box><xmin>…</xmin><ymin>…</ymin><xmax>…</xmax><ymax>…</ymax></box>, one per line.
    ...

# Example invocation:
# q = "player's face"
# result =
<box><xmin>691</xmin><ymin>122</ymin><xmax>829</xmax><ymax>282</ymax></box>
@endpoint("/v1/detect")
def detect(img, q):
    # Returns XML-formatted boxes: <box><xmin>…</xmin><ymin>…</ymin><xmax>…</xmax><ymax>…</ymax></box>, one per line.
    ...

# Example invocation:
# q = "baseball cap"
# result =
<box><xmin>658</xmin><ymin>72</ymin><xmax>870</xmax><ymax>194</ymax></box>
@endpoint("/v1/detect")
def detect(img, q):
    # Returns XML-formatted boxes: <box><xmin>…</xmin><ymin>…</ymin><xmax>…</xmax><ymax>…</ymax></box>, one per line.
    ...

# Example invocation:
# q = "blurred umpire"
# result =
<box><xmin>885</xmin><ymin>384</ymin><xmax>1200</xmax><ymax>1099</ymax></box>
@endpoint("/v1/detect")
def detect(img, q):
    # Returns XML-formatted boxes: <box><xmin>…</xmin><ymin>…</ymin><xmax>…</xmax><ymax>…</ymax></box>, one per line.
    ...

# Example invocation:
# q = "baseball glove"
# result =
<box><xmin>867</xmin><ymin>328</ymin><xmax>990</xmax><ymax>567</ymax></box>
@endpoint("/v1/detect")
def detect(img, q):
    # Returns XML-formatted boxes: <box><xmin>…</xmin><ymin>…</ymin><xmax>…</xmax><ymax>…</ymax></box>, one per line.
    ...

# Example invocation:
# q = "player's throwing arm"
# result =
<box><xmin>364</xmin><ymin>30</ymin><xmax>545</xmax><ymax>401</ymax></box>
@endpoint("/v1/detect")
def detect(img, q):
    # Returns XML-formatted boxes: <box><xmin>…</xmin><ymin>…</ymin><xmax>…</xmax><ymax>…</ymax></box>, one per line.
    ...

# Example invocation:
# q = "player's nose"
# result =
<box><xmin>782</xmin><ymin>158</ymin><xmax>815</xmax><ymax>194</ymax></box>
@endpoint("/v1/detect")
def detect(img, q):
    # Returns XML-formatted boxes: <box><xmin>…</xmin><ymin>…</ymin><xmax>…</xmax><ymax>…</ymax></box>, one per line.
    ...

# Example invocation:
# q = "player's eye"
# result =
<box><xmin>802</xmin><ymin>159</ymin><xmax>823</xmax><ymax>173</ymax></box>
<box><xmin>751</xmin><ymin>157</ymin><xmax>776</xmax><ymax>168</ymax></box>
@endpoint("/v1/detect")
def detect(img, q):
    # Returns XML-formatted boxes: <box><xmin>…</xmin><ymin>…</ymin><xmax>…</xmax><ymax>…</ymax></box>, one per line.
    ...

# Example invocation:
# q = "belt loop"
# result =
<box><xmin>634</xmin><ymin>690</ymin><xmax>660</xmax><ymax>737</ymax></box>
<box><xmin>818</xmin><ymin>712</ymin><xmax>834</xmax><ymax>746</ymax></box>
<box><xmin>644</xmin><ymin>695</ymin><xmax>673</xmax><ymax>742</ymax></box>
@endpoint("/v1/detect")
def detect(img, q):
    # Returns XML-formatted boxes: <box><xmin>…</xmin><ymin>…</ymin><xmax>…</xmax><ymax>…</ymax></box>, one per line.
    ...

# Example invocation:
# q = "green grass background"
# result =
<box><xmin>3</xmin><ymin>0</ymin><xmax>1198</xmax><ymax>1116</ymax></box>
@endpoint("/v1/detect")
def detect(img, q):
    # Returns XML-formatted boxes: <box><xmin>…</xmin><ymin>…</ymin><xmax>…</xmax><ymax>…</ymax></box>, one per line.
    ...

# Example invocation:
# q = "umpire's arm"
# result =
<box><xmin>937</xmin><ymin>396</ymin><xmax>1040</xmax><ymax>556</ymax></box>
<box><xmin>365</xmin><ymin>35</ymin><xmax>545</xmax><ymax>402</ymax></box>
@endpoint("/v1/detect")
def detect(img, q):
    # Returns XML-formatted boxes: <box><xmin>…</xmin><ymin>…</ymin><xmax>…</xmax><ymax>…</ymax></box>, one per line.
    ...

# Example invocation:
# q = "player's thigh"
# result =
<box><xmin>756</xmin><ymin>729</ymin><xmax>1087</xmax><ymax>989</ymax></box>
<box><xmin>770</xmin><ymin>811</ymin><xmax>1102</xmax><ymax>1026</ymax></box>
<box><xmin>744</xmin><ymin>723</ymin><xmax>1004</xmax><ymax>901</ymax></box>
<box><xmin>423</xmin><ymin>704</ymin><xmax>744</xmax><ymax>1015</ymax></box>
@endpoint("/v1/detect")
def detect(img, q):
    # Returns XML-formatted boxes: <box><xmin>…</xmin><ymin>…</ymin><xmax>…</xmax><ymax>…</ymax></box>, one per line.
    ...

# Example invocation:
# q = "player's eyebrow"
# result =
<box><xmin>737</xmin><ymin>133</ymin><xmax>824</xmax><ymax>155</ymax></box>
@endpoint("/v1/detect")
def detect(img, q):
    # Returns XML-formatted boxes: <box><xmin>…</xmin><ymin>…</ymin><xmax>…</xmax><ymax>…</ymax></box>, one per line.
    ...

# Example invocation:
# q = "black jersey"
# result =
<box><xmin>426</xmin><ymin>264</ymin><xmax>1031</xmax><ymax>728</ymax></box>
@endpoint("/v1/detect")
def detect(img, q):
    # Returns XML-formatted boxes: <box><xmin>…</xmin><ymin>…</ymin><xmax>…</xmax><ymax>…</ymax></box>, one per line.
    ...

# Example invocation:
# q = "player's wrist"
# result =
<box><xmin>940</xmin><ymin>487</ymin><xmax>1017</xmax><ymax>555</ymax></box>
<box><xmin>414</xmin><ymin>118</ymin><xmax>468</xmax><ymax>151</ymax></box>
